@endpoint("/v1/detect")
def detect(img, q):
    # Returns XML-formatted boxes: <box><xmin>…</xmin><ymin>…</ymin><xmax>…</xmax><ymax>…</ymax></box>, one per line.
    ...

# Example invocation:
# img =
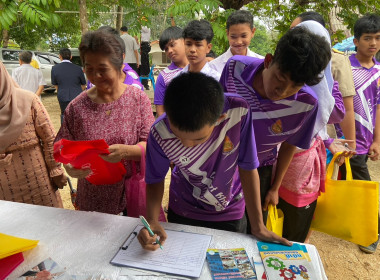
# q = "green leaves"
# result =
<box><xmin>0</xmin><ymin>1</ymin><xmax>17</xmax><ymax>29</ymax></box>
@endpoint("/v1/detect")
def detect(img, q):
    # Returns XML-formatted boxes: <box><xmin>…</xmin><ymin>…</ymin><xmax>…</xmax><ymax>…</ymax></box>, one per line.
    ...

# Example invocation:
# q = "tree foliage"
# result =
<box><xmin>0</xmin><ymin>0</ymin><xmax>66</xmax><ymax>31</ymax></box>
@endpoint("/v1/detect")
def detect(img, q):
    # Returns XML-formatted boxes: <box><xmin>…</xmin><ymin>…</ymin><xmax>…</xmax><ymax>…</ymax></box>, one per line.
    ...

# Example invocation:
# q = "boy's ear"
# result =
<box><xmin>251</xmin><ymin>27</ymin><xmax>256</xmax><ymax>37</ymax></box>
<box><xmin>353</xmin><ymin>37</ymin><xmax>359</xmax><ymax>47</ymax></box>
<box><xmin>207</xmin><ymin>43</ymin><xmax>212</xmax><ymax>53</ymax></box>
<box><xmin>264</xmin><ymin>54</ymin><xmax>273</xmax><ymax>69</ymax></box>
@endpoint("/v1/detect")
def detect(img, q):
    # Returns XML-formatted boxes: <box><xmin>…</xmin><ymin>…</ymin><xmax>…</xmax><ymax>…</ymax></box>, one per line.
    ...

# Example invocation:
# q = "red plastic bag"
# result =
<box><xmin>54</xmin><ymin>139</ymin><xmax>126</xmax><ymax>185</ymax></box>
<box><xmin>125</xmin><ymin>144</ymin><xmax>166</xmax><ymax>221</ymax></box>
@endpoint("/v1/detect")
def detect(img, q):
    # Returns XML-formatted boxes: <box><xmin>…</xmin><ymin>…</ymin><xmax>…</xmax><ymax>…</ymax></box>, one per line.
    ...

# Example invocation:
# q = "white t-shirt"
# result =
<box><xmin>12</xmin><ymin>64</ymin><xmax>46</xmax><ymax>93</ymax></box>
<box><xmin>209</xmin><ymin>48</ymin><xmax>264</xmax><ymax>74</ymax></box>
<box><xmin>120</xmin><ymin>33</ymin><xmax>139</xmax><ymax>64</ymax></box>
<box><xmin>178</xmin><ymin>62</ymin><xmax>221</xmax><ymax>81</ymax></box>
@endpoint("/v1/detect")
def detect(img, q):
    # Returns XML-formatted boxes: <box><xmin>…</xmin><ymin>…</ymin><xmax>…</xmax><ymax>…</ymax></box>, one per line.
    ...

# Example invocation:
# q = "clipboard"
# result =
<box><xmin>110</xmin><ymin>225</ymin><xmax>212</xmax><ymax>278</ymax></box>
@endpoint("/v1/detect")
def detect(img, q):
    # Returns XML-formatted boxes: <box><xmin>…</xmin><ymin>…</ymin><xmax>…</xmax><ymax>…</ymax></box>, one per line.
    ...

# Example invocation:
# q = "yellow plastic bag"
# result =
<box><xmin>311</xmin><ymin>152</ymin><xmax>379</xmax><ymax>246</ymax></box>
<box><xmin>266</xmin><ymin>204</ymin><xmax>284</xmax><ymax>237</ymax></box>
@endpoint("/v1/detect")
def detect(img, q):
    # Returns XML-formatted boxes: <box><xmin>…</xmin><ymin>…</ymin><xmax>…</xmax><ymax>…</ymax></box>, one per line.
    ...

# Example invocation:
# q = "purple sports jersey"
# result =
<box><xmin>220</xmin><ymin>56</ymin><xmax>318</xmax><ymax>167</ymax></box>
<box><xmin>154</xmin><ymin>62</ymin><xmax>183</xmax><ymax>105</ymax></box>
<box><xmin>145</xmin><ymin>93</ymin><xmax>259</xmax><ymax>221</ymax></box>
<box><xmin>340</xmin><ymin>55</ymin><xmax>380</xmax><ymax>154</ymax></box>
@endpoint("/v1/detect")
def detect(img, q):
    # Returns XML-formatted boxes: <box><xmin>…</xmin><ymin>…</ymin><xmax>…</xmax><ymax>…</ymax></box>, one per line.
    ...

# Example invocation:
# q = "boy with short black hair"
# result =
<box><xmin>178</xmin><ymin>19</ymin><xmax>220</xmax><ymax>81</ymax></box>
<box><xmin>220</xmin><ymin>26</ymin><xmax>331</xmax><ymax>229</ymax></box>
<box><xmin>137</xmin><ymin>72</ymin><xmax>290</xmax><ymax>251</ymax></box>
<box><xmin>154</xmin><ymin>26</ymin><xmax>188</xmax><ymax>117</ymax></box>
<box><xmin>342</xmin><ymin>13</ymin><xmax>380</xmax><ymax>253</ymax></box>
<box><xmin>210</xmin><ymin>9</ymin><xmax>263</xmax><ymax>73</ymax></box>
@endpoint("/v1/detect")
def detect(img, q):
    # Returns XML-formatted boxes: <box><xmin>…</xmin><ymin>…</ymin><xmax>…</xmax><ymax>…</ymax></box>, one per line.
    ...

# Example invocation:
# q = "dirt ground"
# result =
<box><xmin>42</xmin><ymin>89</ymin><xmax>380</xmax><ymax>280</ymax></box>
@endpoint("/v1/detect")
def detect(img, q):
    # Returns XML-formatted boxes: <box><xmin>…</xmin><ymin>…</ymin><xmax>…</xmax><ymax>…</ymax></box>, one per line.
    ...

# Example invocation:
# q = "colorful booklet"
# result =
<box><xmin>17</xmin><ymin>257</ymin><xmax>72</xmax><ymax>279</ymax></box>
<box><xmin>206</xmin><ymin>248</ymin><xmax>257</xmax><ymax>280</ymax></box>
<box><xmin>257</xmin><ymin>242</ymin><xmax>317</xmax><ymax>280</ymax></box>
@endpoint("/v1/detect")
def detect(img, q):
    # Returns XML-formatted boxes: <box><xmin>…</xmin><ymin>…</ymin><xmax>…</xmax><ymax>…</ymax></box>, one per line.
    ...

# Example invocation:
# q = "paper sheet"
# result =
<box><xmin>111</xmin><ymin>225</ymin><xmax>212</xmax><ymax>278</ymax></box>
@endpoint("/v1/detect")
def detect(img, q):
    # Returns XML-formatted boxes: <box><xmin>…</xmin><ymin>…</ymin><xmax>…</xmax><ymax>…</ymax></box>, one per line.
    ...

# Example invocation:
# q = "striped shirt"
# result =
<box><xmin>349</xmin><ymin>54</ymin><xmax>380</xmax><ymax>154</ymax></box>
<box><xmin>154</xmin><ymin>62</ymin><xmax>183</xmax><ymax>105</ymax></box>
<box><xmin>145</xmin><ymin>93</ymin><xmax>259</xmax><ymax>221</ymax></box>
<box><xmin>220</xmin><ymin>56</ymin><xmax>318</xmax><ymax>167</ymax></box>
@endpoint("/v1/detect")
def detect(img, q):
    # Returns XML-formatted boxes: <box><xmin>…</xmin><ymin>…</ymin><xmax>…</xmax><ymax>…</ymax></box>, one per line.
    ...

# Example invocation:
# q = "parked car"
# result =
<box><xmin>0</xmin><ymin>48</ymin><xmax>60</xmax><ymax>92</ymax></box>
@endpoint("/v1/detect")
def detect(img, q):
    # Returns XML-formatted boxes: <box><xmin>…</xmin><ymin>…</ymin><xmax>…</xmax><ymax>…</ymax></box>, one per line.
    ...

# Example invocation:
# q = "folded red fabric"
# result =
<box><xmin>54</xmin><ymin>139</ymin><xmax>126</xmax><ymax>185</ymax></box>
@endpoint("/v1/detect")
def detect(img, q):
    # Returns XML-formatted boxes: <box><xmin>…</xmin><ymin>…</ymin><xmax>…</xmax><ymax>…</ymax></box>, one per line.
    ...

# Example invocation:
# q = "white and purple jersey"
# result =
<box><xmin>154</xmin><ymin>63</ymin><xmax>183</xmax><ymax>105</ymax></box>
<box><xmin>343</xmin><ymin>55</ymin><xmax>380</xmax><ymax>154</ymax></box>
<box><xmin>220</xmin><ymin>56</ymin><xmax>318</xmax><ymax>167</ymax></box>
<box><xmin>145</xmin><ymin>93</ymin><xmax>259</xmax><ymax>221</ymax></box>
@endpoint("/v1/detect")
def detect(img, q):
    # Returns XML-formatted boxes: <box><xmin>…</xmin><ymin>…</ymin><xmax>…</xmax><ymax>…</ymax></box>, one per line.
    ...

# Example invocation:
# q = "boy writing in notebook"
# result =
<box><xmin>177</xmin><ymin>19</ymin><xmax>220</xmax><ymax>81</ymax></box>
<box><xmin>154</xmin><ymin>26</ymin><xmax>188</xmax><ymax>117</ymax></box>
<box><xmin>209</xmin><ymin>9</ymin><xmax>263</xmax><ymax>73</ymax></box>
<box><xmin>137</xmin><ymin>72</ymin><xmax>290</xmax><ymax>251</ymax></box>
<box><xmin>219</xmin><ymin>26</ymin><xmax>331</xmax><ymax>228</ymax></box>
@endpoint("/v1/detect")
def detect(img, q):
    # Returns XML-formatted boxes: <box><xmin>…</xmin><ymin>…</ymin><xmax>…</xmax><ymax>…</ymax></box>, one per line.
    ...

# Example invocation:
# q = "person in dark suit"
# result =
<box><xmin>51</xmin><ymin>48</ymin><xmax>86</xmax><ymax>122</ymax></box>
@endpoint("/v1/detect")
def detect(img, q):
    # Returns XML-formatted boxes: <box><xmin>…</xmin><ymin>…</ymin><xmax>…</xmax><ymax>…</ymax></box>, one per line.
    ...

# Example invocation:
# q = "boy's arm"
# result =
<box><xmin>137</xmin><ymin>181</ymin><xmax>168</xmax><ymax>251</ymax></box>
<box><xmin>369</xmin><ymin>104</ymin><xmax>380</xmax><ymax>161</ymax></box>
<box><xmin>239</xmin><ymin>167</ymin><xmax>291</xmax><ymax>246</ymax></box>
<box><xmin>263</xmin><ymin>142</ymin><xmax>297</xmax><ymax>210</ymax></box>
<box><xmin>339</xmin><ymin>96</ymin><xmax>356</xmax><ymax>150</ymax></box>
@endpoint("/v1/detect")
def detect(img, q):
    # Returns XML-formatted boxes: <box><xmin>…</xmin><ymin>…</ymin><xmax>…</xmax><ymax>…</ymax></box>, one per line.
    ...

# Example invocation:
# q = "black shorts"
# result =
<box><xmin>277</xmin><ymin>198</ymin><xmax>317</xmax><ymax>243</ymax></box>
<box><xmin>246</xmin><ymin>165</ymin><xmax>273</xmax><ymax>234</ymax></box>
<box><xmin>167</xmin><ymin>208</ymin><xmax>247</xmax><ymax>233</ymax></box>
<box><xmin>339</xmin><ymin>154</ymin><xmax>371</xmax><ymax>181</ymax></box>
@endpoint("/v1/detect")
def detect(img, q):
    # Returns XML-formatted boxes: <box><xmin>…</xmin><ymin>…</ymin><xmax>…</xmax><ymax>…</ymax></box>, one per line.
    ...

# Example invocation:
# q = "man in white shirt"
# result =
<box><xmin>12</xmin><ymin>51</ymin><xmax>46</xmax><ymax>97</ymax></box>
<box><xmin>210</xmin><ymin>10</ymin><xmax>263</xmax><ymax>74</ymax></box>
<box><xmin>120</xmin><ymin>26</ymin><xmax>140</xmax><ymax>72</ymax></box>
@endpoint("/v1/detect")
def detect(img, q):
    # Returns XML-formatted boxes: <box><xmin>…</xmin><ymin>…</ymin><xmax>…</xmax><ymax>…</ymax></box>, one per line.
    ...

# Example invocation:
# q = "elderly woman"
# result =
<box><xmin>55</xmin><ymin>30</ymin><xmax>155</xmax><ymax>215</ymax></box>
<box><xmin>86</xmin><ymin>26</ymin><xmax>144</xmax><ymax>91</ymax></box>
<box><xmin>0</xmin><ymin>62</ymin><xmax>67</xmax><ymax>207</ymax></box>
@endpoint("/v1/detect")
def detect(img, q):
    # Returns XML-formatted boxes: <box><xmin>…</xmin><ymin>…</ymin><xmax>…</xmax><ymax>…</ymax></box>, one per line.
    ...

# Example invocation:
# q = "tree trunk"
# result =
<box><xmin>116</xmin><ymin>6</ymin><xmax>123</xmax><ymax>31</ymax></box>
<box><xmin>78</xmin><ymin>0</ymin><xmax>89</xmax><ymax>34</ymax></box>
<box><xmin>2</xmin><ymin>29</ymin><xmax>9</xmax><ymax>48</ymax></box>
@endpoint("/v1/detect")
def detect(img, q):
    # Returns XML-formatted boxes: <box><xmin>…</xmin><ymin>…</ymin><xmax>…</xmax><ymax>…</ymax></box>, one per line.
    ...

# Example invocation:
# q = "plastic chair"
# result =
<box><xmin>139</xmin><ymin>64</ymin><xmax>156</xmax><ymax>90</ymax></box>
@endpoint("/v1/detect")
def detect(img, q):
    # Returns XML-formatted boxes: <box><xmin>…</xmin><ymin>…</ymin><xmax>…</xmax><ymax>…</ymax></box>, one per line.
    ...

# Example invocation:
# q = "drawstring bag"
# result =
<box><xmin>266</xmin><ymin>204</ymin><xmax>284</xmax><ymax>237</ymax></box>
<box><xmin>311</xmin><ymin>152</ymin><xmax>379</xmax><ymax>246</ymax></box>
<box><xmin>125</xmin><ymin>144</ymin><xmax>166</xmax><ymax>222</ymax></box>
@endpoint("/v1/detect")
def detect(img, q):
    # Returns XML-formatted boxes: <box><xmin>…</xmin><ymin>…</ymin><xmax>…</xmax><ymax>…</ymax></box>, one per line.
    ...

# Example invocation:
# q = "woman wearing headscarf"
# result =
<box><xmin>274</xmin><ymin>19</ymin><xmax>348</xmax><ymax>243</ymax></box>
<box><xmin>0</xmin><ymin>62</ymin><xmax>67</xmax><ymax>207</ymax></box>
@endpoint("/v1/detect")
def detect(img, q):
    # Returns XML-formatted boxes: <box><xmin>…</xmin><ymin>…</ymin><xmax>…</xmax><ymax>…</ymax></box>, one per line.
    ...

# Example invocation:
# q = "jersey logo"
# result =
<box><xmin>270</xmin><ymin>119</ymin><xmax>283</xmax><ymax>134</ymax></box>
<box><xmin>179</xmin><ymin>155</ymin><xmax>190</xmax><ymax>165</ymax></box>
<box><xmin>223</xmin><ymin>136</ymin><xmax>234</xmax><ymax>153</ymax></box>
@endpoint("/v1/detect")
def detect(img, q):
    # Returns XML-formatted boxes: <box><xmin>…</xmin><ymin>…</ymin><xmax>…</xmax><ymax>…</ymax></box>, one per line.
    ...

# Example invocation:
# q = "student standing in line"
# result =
<box><xmin>12</xmin><ymin>51</ymin><xmax>46</xmax><ymax>97</ymax></box>
<box><xmin>219</xmin><ymin>26</ymin><xmax>331</xmax><ymax>230</ymax></box>
<box><xmin>340</xmin><ymin>14</ymin><xmax>380</xmax><ymax>254</ymax></box>
<box><xmin>209</xmin><ymin>10</ymin><xmax>263</xmax><ymax>74</ymax></box>
<box><xmin>177</xmin><ymin>19</ymin><xmax>221</xmax><ymax>81</ymax></box>
<box><xmin>137</xmin><ymin>72</ymin><xmax>291</xmax><ymax>251</ymax></box>
<box><xmin>154</xmin><ymin>26</ymin><xmax>188</xmax><ymax>117</ymax></box>
<box><xmin>276</xmin><ymin>18</ymin><xmax>348</xmax><ymax>243</ymax></box>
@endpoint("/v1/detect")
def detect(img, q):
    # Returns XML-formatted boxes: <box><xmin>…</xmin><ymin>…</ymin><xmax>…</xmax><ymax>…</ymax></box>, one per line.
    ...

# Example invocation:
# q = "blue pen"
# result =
<box><xmin>139</xmin><ymin>215</ymin><xmax>163</xmax><ymax>250</ymax></box>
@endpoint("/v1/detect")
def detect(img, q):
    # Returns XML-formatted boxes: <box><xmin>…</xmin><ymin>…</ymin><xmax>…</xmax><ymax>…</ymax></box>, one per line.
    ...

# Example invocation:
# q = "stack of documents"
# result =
<box><xmin>0</xmin><ymin>233</ymin><xmax>39</xmax><ymax>280</ymax></box>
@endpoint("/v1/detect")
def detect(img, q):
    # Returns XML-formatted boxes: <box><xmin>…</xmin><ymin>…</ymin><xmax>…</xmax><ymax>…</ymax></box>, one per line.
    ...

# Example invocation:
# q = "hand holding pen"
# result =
<box><xmin>137</xmin><ymin>215</ymin><xmax>167</xmax><ymax>251</ymax></box>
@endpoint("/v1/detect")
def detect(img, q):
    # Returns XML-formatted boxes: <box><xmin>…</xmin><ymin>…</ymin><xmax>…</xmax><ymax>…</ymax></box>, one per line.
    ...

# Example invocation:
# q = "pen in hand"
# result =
<box><xmin>140</xmin><ymin>215</ymin><xmax>164</xmax><ymax>250</ymax></box>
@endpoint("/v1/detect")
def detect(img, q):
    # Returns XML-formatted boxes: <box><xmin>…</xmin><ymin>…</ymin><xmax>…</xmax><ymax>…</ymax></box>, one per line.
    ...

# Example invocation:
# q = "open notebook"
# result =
<box><xmin>111</xmin><ymin>225</ymin><xmax>212</xmax><ymax>278</ymax></box>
